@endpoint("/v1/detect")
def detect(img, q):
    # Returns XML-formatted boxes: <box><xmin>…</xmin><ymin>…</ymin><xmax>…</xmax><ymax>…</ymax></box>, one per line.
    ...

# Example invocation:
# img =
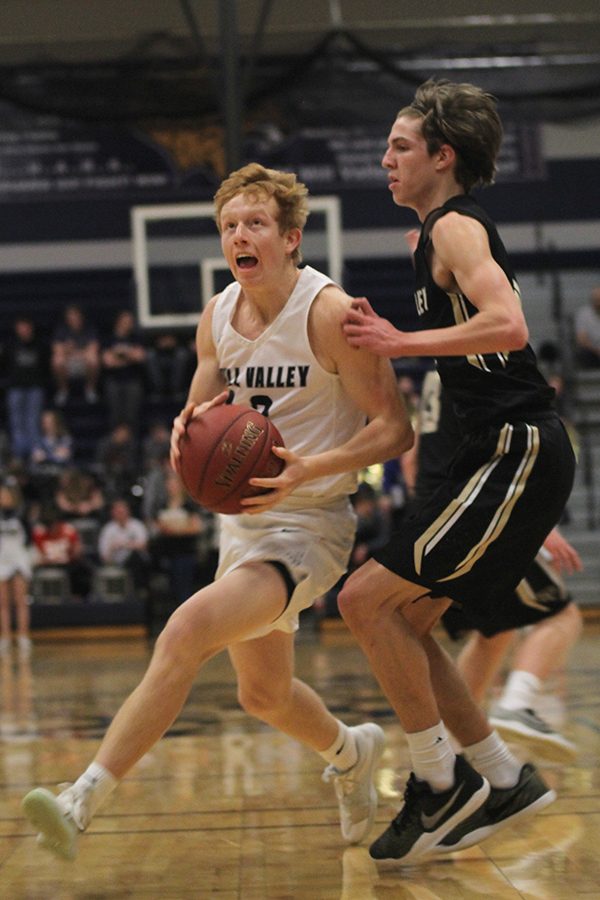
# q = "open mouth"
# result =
<box><xmin>236</xmin><ymin>254</ymin><xmax>258</xmax><ymax>269</ymax></box>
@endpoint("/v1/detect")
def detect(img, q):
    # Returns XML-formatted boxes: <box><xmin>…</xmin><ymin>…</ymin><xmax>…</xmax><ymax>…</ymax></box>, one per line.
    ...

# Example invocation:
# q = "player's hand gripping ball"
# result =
<box><xmin>179</xmin><ymin>404</ymin><xmax>285</xmax><ymax>514</ymax></box>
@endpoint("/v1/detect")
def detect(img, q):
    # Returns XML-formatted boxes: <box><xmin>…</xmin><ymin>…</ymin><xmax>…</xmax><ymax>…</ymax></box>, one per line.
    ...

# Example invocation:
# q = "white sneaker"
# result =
<box><xmin>322</xmin><ymin>723</ymin><xmax>385</xmax><ymax>844</ymax></box>
<box><xmin>22</xmin><ymin>783</ymin><xmax>91</xmax><ymax>860</ymax></box>
<box><xmin>489</xmin><ymin>705</ymin><xmax>577</xmax><ymax>763</ymax></box>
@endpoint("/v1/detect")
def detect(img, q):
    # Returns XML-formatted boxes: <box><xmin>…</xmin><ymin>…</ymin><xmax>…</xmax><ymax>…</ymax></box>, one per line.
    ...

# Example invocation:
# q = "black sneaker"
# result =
<box><xmin>369</xmin><ymin>755</ymin><xmax>489</xmax><ymax>865</ymax></box>
<box><xmin>432</xmin><ymin>762</ymin><xmax>556</xmax><ymax>855</ymax></box>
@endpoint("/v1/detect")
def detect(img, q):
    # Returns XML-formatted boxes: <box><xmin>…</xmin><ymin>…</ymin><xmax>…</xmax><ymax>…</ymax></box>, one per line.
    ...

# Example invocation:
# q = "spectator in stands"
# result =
<box><xmin>51</xmin><ymin>303</ymin><xmax>101</xmax><ymax>405</ymax></box>
<box><xmin>146</xmin><ymin>332</ymin><xmax>192</xmax><ymax>402</ymax></box>
<box><xmin>141</xmin><ymin>420</ymin><xmax>171</xmax><ymax>473</ymax></box>
<box><xmin>141</xmin><ymin>453</ymin><xmax>170</xmax><ymax>524</ymax></box>
<box><xmin>102</xmin><ymin>310</ymin><xmax>147</xmax><ymax>435</ymax></box>
<box><xmin>148</xmin><ymin>469</ymin><xmax>203</xmax><ymax>606</ymax></box>
<box><xmin>3</xmin><ymin>317</ymin><xmax>50</xmax><ymax>462</ymax></box>
<box><xmin>574</xmin><ymin>286</ymin><xmax>600</xmax><ymax>368</ymax></box>
<box><xmin>94</xmin><ymin>422</ymin><xmax>138</xmax><ymax>502</ymax></box>
<box><xmin>30</xmin><ymin>409</ymin><xmax>73</xmax><ymax>486</ymax></box>
<box><xmin>0</xmin><ymin>479</ymin><xmax>32</xmax><ymax>657</ymax></box>
<box><xmin>54</xmin><ymin>468</ymin><xmax>105</xmax><ymax>523</ymax></box>
<box><xmin>98</xmin><ymin>498</ymin><xmax>149</xmax><ymax>592</ymax></box>
<box><xmin>31</xmin><ymin>501</ymin><xmax>93</xmax><ymax>600</ymax></box>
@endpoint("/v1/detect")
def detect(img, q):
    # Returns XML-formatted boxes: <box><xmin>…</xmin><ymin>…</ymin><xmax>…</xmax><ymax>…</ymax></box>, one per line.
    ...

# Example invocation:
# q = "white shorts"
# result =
<box><xmin>215</xmin><ymin>495</ymin><xmax>356</xmax><ymax>639</ymax></box>
<box><xmin>0</xmin><ymin>545</ymin><xmax>32</xmax><ymax>581</ymax></box>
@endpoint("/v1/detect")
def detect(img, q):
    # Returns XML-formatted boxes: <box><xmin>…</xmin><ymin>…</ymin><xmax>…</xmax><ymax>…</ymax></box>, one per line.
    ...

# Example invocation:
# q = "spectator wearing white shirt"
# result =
<box><xmin>98</xmin><ymin>499</ymin><xmax>149</xmax><ymax>591</ymax></box>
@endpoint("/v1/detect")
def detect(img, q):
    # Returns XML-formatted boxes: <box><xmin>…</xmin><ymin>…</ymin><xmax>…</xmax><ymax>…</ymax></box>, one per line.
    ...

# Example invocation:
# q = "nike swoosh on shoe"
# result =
<box><xmin>420</xmin><ymin>782</ymin><xmax>464</xmax><ymax>829</ymax></box>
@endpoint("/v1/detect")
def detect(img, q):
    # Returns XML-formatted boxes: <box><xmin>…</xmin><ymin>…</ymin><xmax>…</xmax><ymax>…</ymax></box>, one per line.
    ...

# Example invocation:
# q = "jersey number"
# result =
<box><xmin>249</xmin><ymin>395</ymin><xmax>273</xmax><ymax>417</ymax></box>
<box><xmin>228</xmin><ymin>389</ymin><xmax>273</xmax><ymax>417</ymax></box>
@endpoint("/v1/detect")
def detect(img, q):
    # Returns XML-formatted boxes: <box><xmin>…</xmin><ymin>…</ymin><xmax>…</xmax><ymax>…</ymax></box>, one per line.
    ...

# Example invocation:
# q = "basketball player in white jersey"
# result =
<box><xmin>22</xmin><ymin>163</ymin><xmax>413</xmax><ymax>860</ymax></box>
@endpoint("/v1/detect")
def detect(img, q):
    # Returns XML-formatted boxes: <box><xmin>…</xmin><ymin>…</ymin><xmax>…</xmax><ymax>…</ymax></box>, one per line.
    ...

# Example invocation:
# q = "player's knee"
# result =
<box><xmin>154</xmin><ymin>606</ymin><xmax>211</xmax><ymax>670</ymax></box>
<box><xmin>237</xmin><ymin>679</ymin><xmax>289</xmax><ymax>719</ymax></box>
<box><xmin>337</xmin><ymin>578</ymin><xmax>372</xmax><ymax>632</ymax></box>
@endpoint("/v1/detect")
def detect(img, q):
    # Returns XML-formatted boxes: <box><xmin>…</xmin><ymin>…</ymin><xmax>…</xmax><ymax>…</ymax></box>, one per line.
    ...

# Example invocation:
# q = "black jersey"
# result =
<box><xmin>414</xmin><ymin>194</ymin><xmax>556</xmax><ymax>432</ymax></box>
<box><xmin>413</xmin><ymin>368</ymin><xmax>460</xmax><ymax>505</ymax></box>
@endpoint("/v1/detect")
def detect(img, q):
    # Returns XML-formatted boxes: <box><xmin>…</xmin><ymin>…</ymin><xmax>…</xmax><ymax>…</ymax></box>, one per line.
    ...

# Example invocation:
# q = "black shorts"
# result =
<box><xmin>441</xmin><ymin>552</ymin><xmax>573</xmax><ymax>639</ymax></box>
<box><xmin>375</xmin><ymin>416</ymin><xmax>576</xmax><ymax>635</ymax></box>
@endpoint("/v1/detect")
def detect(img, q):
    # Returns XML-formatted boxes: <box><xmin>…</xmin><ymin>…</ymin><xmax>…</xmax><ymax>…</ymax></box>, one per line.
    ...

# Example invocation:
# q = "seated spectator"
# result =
<box><xmin>98</xmin><ymin>498</ymin><xmax>150</xmax><ymax>592</ymax></box>
<box><xmin>54</xmin><ymin>467</ymin><xmax>105</xmax><ymax>522</ymax></box>
<box><xmin>51</xmin><ymin>303</ymin><xmax>101</xmax><ymax>405</ymax></box>
<box><xmin>148</xmin><ymin>469</ymin><xmax>203</xmax><ymax>606</ymax></box>
<box><xmin>94</xmin><ymin>422</ymin><xmax>138</xmax><ymax>501</ymax></box>
<box><xmin>102</xmin><ymin>310</ymin><xmax>147</xmax><ymax>435</ymax></box>
<box><xmin>146</xmin><ymin>332</ymin><xmax>192</xmax><ymax>402</ymax></box>
<box><xmin>142</xmin><ymin>454</ymin><xmax>170</xmax><ymax>523</ymax></box>
<box><xmin>575</xmin><ymin>286</ymin><xmax>600</xmax><ymax>368</ymax></box>
<box><xmin>3</xmin><ymin>316</ymin><xmax>50</xmax><ymax>462</ymax></box>
<box><xmin>29</xmin><ymin>409</ymin><xmax>73</xmax><ymax>488</ymax></box>
<box><xmin>31</xmin><ymin>501</ymin><xmax>93</xmax><ymax>600</ymax></box>
<box><xmin>141</xmin><ymin>420</ymin><xmax>172</xmax><ymax>473</ymax></box>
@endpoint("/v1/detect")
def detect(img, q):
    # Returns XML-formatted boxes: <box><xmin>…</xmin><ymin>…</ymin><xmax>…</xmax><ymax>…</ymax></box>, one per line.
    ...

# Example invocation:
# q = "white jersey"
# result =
<box><xmin>211</xmin><ymin>265</ymin><xmax>365</xmax><ymax>503</ymax></box>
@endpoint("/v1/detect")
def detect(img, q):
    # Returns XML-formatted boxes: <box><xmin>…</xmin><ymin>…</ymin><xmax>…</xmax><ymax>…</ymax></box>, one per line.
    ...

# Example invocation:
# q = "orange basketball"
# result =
<box><xmin>179</xmin><ymin>404</ymin><xmax>285</xmax><ymax>514</ymax></box>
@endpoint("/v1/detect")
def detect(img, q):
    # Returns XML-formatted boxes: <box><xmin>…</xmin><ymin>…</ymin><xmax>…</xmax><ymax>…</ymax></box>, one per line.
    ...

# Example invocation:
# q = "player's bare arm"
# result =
<box><xmin>170</xmin><ymin>296</ymin><xmax>228</xmax><ymax>471</ymax></box>
<box><xmin>343</xmin><ymin>215</ymin><xmax>529</xmax><ymax>359</ymax></box>
<box><xmin>427</xmin><ymin>212</ymin><xmax>529</xmax><ymax>351</ymax></box>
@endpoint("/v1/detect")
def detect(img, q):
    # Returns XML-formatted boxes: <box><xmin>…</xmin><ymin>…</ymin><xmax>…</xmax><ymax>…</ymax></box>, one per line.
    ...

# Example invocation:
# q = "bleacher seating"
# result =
<box><xmin>92</xmin><ymin>566</ymin><xmax>133</xmax><ymax>604</ymax></box>
<box><xmin>31</xmin><ymin>567</ymin><xmax>71</xmax><ymax>606</ymax></box>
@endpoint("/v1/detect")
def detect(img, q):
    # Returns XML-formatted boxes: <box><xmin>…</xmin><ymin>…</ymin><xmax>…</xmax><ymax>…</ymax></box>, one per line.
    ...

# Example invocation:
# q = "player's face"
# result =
<box><xmin>382</xmin><ymin>115</ymin><xmax>438</xmax><ymax>210</ymax></box>
<box><xmin>219</xmin><ymin>193</ymin><xmax>299</xmax><ymax>283</ymax></box>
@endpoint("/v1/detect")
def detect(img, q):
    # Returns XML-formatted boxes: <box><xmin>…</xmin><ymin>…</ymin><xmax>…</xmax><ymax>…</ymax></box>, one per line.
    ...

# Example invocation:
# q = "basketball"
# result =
<box><xmin>179</xmin><ymin>404</ymin><xmax>285</xmax><ymax>514</ymax></box>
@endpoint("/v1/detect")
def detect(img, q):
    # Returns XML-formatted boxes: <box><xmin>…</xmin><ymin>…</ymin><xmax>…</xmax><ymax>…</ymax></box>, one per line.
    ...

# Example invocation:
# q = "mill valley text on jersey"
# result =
<box><xmin>222</xmin><ymin>365</ymin><xmax>310</xmax><ymax>390</ymax></box>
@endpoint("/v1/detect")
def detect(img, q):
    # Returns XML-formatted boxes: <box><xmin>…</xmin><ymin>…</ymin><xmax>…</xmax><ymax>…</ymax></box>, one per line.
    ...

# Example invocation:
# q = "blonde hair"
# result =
<box><xmin>399</xmin><ymin>79</ymin><xmax>503</xmax><ymax>192</ymax></box>
<box><xmin>214</xmin><ymin>163</ymin><xmax>309</xmax><ymax>264</ymax></box>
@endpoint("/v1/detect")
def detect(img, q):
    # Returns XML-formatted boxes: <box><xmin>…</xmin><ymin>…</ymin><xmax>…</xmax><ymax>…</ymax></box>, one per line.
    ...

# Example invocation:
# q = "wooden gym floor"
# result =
<box><xmin>1</xmin><ymin>615</ymin><xmax>599</xmax><ymax>899</ymax></box>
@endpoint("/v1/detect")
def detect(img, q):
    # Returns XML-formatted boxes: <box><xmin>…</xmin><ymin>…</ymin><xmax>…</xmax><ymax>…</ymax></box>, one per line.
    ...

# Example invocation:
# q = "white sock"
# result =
<box><xmin>68</xmin><ymin>761</ymin><xmax>119</xmax><ymax>824</ymax></box>
<box><xmin>405</xmin><ymin>721</ymin><xmax>456</xmax><ymax>792</ymax></box>
<box><xmin>500</xmin><ymin>670</ymin><xmax>542</xmax><ymax>711</ymax></box>
<box><xmin>463</xmin><ymin>731</ymin><xmax>521</xmax><ymax>789</ymax></box>
<box><xmin>320</xmin><ymin>721</ymin><xmax>358</xmax><ymax>772</ymax></box>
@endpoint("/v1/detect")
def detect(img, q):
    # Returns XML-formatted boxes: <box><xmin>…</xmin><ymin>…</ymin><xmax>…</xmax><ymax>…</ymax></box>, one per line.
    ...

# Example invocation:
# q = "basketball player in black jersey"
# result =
<box><xmin>413</xmin><ymin>368</ymin><xmax>582</xmax><ymax>764</ymax></box>
<box><xmin>340</xmin><ymin>79</ymin><xmax>577</xmax><ymax>864</ymax></box>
